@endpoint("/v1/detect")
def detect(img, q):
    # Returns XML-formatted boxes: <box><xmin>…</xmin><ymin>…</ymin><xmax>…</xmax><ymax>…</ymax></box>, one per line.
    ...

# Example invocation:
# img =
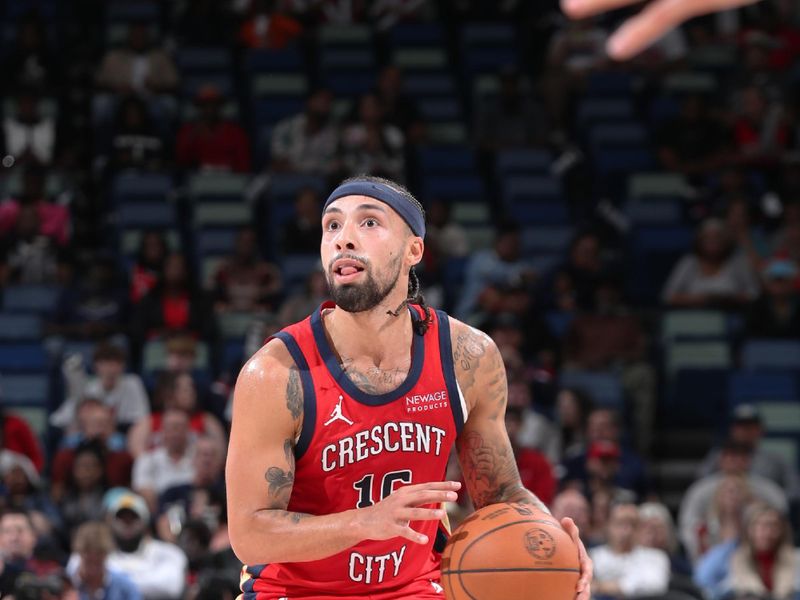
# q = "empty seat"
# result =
<box><xmin>0</xmin><ymin>343</ymin><xmax>48</xmax><ymax>372</ymax></box>
<box><xmin>418</xmin><ymin>98</ymin><xmax>462</xmax><ymax>122</ymax></box>
<box><xmin>251</xmin><ymin>73</ymin><xmax>308</xmax><ymax>96</ymax></box>
<box><xmin>394</xmin><ymin>48</ymin><xmax>448</xmax><ymax>70</ymax></box>
<box><xmin>268</xmin><ymin>173</ymin><xmax>327</xmax><ymax>202</ymax></box>
<box><xmin>576</xmin><ymin>98</ymin><xmax>634</xmax><ymax>127</ymax></box>
<box><xmin>218</xmin><ymin>312</ymin><xmax>265</xmax><ymax>340</ymax></box>
<box><xmin>589</xmin><ymin>122</ymin><xmax>648</xmax><ymax>148</ymax></box>
<box><xmin>521</xmin><ymin>226</ymin><xmax>573</xmax><ymax>254</ymax></box>
<box><xmin>504</xmin><ymin>176</ymin><xmax>562</xmax><ymax>204</ymax></box>
<box><xmin>666</xmin><ymin>369</ymin><xmax>730</xmax><ymax>428</ymax></box>
<box><xmin>176</xmin><ymin>47</ymin><xmax>232</xmax><ymax>73</ymax></box>
<box><xmin>117</xmin><ymin>203</ymin><xmax>176</xmax><ymax>229</ymax></box>
<box><xmin>496</xmin><ymin>149</ymin><xmax>552</xmax><ymax>176</ymax></box>
<box><xmin>319</xmin><ymin>24</ymin><xmax>371</xmax><ymax>44</ymax></box>
<box><xmin>1</xmin><ymin>373</ymin><xmax>48</xmax><ymax>405</ymax></box>
<box><xmin>663</xmin><ymin>72</ymin><xmax>718</xmax><ymax>94</ymax></box>
<box><xmin>111</xmin><ymin>173</ymin><xmax>172</xmax><ymax>205</ymax></box>
<box><xmin>281</xmin><ymin>254</ymin><xmax>322</xmax><ymax>291</ymax></box>
<box><xmin>246</xmin><ymin>47</ymin><xmax>303</xmax><ymax>72</ymax></box>
<box><xmin>196</xmin><ymin>229</ymin><xmax>239</xmax><ymax>257</ymax></box>
<box><xmin>628</xmin><ymin>173</ymin><xmax>690</xmax><ymax>201</ymax></box>
<box><xmin>662</xmin><ymin>311</ymin><xmax>727</xmax><ymax>341</ymax></box>
<box><xmin>194</xmin><ymin>203</ymin><xmax>252</xmax><ymax>228</ymax></box>
<box><xmin>253</xmin><ymin>96</ymin><xmax>305</xmax><ymax>127</ymax></box>
<box><xmin>758</xmin><ymin>403</ymin><xmax>800</xmax><ymax>434</ymax></box>
<box><xmin>666</xmin><ymin>341</ymin><xmax>731</xmax><ymax>375</ymax></box>
<box><xmin>403</xmin><ymin>73</ymin><xmax>455</xmax><ymax>96</ymax></box>
<box><xmin>188</xmin><ymin>172</ymin><xmax>249</xmax><ymax>203</ymax></box>
<box><xmin>560</xmin><ymin>370</ymin><xmax>623</xmax><ymax>408</ymax></box>
<box><xmin>2</xmin><ymin>285</ymin><xmax>60</xmax><ymax>314</ymax></box>
<box><xmin>594</xmin><ymin>148</ymin><xmax>655</xmax><ymax>176</ymax></box>
<box><xmin>741</xmin><ymin>340</ymin><xmax>800</xmax><ymax>371</ymax></box>
<box><xmin>417</xmin><ymin>146</ymin><xmax>475</xmax><ymax>173</ymax></box>
<box><xmin>320</xmin><ymin>48</ymin><xmax>374</xmax><ymax>69</ymax></box>
<box><xmin>626</xmin><ymin>200</ymin><xmax>682</xmax><ymax>226</ymax></box>
<box><xmin>451</xmin><ymin>202</ymin><xmax>490</xmax><ymax>226</ymax></box>
<box><xmin>728</xmin><ymin>372</ymin><xmax>799</xmax><ymax>406</ymax></box>
<box><xmin>0</xmin><ymin>314</ymin><xmax>42</xmax><ymax>341</ymax></box>
<box><xmin>508</xmin><ymin>202</ymin><xmax>569</xmax><ymax>226</ymax></box>
<box><xmin>389</xmin><ymin>23</ymin><xmax>444</xmax><ymax>46</ymax></box>
<box><xmin>462</xmin><ymin>23</ymin><xmax>515</xmax><ymax>45</ymax></box>
<box><xmin>426</xmin><ymin>123</ymin><xmax>468</xmax><ymax>144</ymax></box>
<box><xmin>422</xmin><ymin>175</ymin><xmax>485</xmax><ymax>202</ymax></box>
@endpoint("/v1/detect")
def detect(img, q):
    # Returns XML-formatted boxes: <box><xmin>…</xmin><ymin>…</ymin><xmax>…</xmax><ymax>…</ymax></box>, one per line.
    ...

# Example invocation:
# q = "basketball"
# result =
<box><xmin>442</xmin><ymin>503</ymin><xmax>580</xmax><ymax>600</ymax></box>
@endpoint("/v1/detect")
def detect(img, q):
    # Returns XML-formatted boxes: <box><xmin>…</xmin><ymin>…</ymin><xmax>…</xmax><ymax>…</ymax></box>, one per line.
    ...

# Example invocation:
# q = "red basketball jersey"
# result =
<box><xmin>241</xmin><ymin>302</ymin><xmax>467</xmax><ymax>598</ymax></box>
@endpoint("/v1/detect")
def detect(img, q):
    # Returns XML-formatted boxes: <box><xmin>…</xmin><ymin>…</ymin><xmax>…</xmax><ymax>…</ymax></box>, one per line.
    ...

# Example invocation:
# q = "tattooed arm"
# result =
<box><xmin>226</xmin><ymin>338</ymin><xmax>458</xmax><ymax>565</ymax></box>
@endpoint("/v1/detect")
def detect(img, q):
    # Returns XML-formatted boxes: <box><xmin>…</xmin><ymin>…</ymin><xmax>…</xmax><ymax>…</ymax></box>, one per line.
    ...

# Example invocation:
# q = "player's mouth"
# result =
<box><xmin>332</xmin><ymin>259</ymin><xmax>366</xmax><ymax>283</ymax></box>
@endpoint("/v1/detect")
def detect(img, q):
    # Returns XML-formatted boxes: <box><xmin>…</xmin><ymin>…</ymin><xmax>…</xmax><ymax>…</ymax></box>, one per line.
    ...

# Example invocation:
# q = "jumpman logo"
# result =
<box><xmin>324</xmin><ymin>396</ymin><xmax>354</xmax><ymax>426</ymax></box>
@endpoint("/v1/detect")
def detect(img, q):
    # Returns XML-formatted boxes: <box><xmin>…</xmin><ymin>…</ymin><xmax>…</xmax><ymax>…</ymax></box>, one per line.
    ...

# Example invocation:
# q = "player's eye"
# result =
<box><xmin>364</xmin><ymin>218</ymin><xmax>378</xmax><ymax>227</ymax></box>
<box><xmin>325</xmin><ymin>220</ymin><xmax>340</xmax><ymax>231</ymax></box>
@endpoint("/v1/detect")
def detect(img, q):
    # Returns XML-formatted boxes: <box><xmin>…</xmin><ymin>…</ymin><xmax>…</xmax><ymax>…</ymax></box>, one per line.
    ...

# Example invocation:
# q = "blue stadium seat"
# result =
<box><xmin>594</xmin><ymin>148</ymin><xmax>655</xmax><ymax>176</ymax></box>
<box><xmin>741</xmin><ymin>340</ymin><xmax>800</xmax><ymax>371</ymax></box>
<box><xmin>417</xmin><ymin>146</ymin><xmax>475</xmax><ymax>173</ymax></box>
<box><xmin>116</xmin><ymin>203</ymin><xmax>176</xmax><ymax>229</ymax></box>
<box><xmin>111</xmin><ymin>173</ymin><xmax>173</xmax><ymax>206</ymax></box>
<box><xmin>462</xmin><ymin>23</ymin><xmax>515</xmax><ymax>45</ymax></box>
<box><xmin>463</xmin><ymin>48</ymin><xmax>518</xmax><ymax>75</ymax></box>
<box><xmin>176</xmin><ymin>47</ymin><xmax>232</xmax><ymax>73</ymax></box>
<box><xmin>0</xmin><ymin>373</ymin><xmax>49</xmax><ymax>406</ymax></box>
<box><xmin>182</xmin><ymin>74</ymin><xmax>234</xmax><ymax>99</ymax></box>
<box><xmin>0</xmin><ymin>344</ymin><xmax>49</xmax><ymax>372</ymax></box>
<box><xmin>545</xmin><ymin>311</ymin><xmax>574</xmax><ymax>339</ymax></box>
<box><xmin>268</xmin><ymin>173</ymin><xmax>327</xmax><ymax>202</ymax></box>
<box><xmin>665</xmin><ymin>369</ymin><xmax>730</xmax><ymax>429</ymax></box>
<box><xmin>495</xmin><ymin>149</ymin><xmax>552</xmax><ymax>176</ymax></box>
<box><xmin>246</xmin><ymin>47</ymin><xmax>303</xmax><ymax>72</ymax></box>
<box><xmin>0</xmin><ymin>314</ymin><xmax>42</xmax><ymax>341</ymax></box>
<box><xmin>521</xmin><ymin>226</ymin><xmax>573</xmax><ymax>254</ymax></box>
<box><xmin>253</xmin><ymin>96</ymin><xmax>305</xmax><ymax>128</ymax></box>
<box><xmin>403</xmin><ymin>73</ymin><xmax>456</xmax><ymax>96</ymax></box>
<box><xmin>320</xmin><ymin>49</ymin><xmax>375</xmax><ymax>69</ymax></box>
<box><xmin>628</xmin><ymin>225</ymin><xmax>693</xmax><ymax>304</ymax></box>
<box><xmin>389</xmin><ymin>23</ymin><xmax>444</xmax><ymax>46</ymax></box>
<box><xmin>196</xmin><ymin>229</ymin><xmax>239</xmax><ymax>258</ymax></box>
<box><xmin>418</xmin><ymin>98</ymin><xmax>462</xmax><ymax>122</ymax></box>
<box><xmin>508</xmin><ymin>202</ymin><xmax>569</xmax><ymax>226</ymax></box>
<box><xmin>106</xmin><ymin>0</ymin><xmax>158</xmax><ymax>22</ymax></box>
<box><xmin>586</xmin><ymin>71</ymin><xmax>636</xmax><ymax>96</ymax></box>
<box><xmin>422</xmin><ymin>175</ymin><xmax>485</xmax><ymax>203</ymax></box>
<box><xmin>576</xmin><ymin>98</ymin><xmax>634</xmax><ymax>127</ymax></box>
<box><xmin>625</xmin><ymin>200</ymin><xmax>682</xmax><ymax>226</ymax></box>
<box><xmin>589</xmin><ymin>122</ymin><xmax>649</xmax><ymax>149</ymax></box>
<box><xmin>503</xmin><ymin>176</ymin><xmax>562</xmax><ymax>204</ymax></box>
<box><xmin>281</xmin><ymin>254</ymin><xmax>322</xmax><ymax>292</ymax></box>
<box><xmin>560</xmin><ymin>370</ymin><xmax>623</xmax><ymax>409</ymax></box>
<box><xmin>3</xmin><ymin>285</ymin><xmax>60</xmax><ymax>314</ymax></box>
<box><xmin>322</xmin><ymin>71</ymin><xmax>376</xmax><ymax>98</ymax></box>
<box><xmin>728</xmin><ymin>372</ymin><xmax>799</xmax><ymax>406</ymax></box>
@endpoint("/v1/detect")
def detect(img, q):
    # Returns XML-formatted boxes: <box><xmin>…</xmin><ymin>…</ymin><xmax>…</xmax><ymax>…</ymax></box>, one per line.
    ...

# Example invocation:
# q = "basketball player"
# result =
<box><xmin>226</xmin><ymin>176</ymin><xmax>593</xmax><ymax>599</ymax></box>
<box><xmin>561</xmin><ymin>0</ymin><xmax>762</xmax><ymax>60</ymax></box>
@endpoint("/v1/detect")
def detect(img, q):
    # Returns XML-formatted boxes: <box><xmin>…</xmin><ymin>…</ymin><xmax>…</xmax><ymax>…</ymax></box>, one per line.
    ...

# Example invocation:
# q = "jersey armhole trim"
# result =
<box><xmin>272</xmin><ymin>331</ymin><xmax>316</xmax><ymax>460</ymax></box>
<box><xmin>435</xmin><ymin>310</ymin><xmax>467</xmax><ymax>434</ymax></box>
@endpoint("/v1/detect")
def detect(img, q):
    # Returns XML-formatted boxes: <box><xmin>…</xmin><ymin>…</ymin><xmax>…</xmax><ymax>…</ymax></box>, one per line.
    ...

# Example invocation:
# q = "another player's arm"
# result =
<box><xmin>226</xmin><ymin>339</ymin><xmax>459</xmax><ymax>566</ymax></box>
<box><xmin>450</xmin><ymin>320</ymin><xmax>593</xmax><ymax>600</ymax></box>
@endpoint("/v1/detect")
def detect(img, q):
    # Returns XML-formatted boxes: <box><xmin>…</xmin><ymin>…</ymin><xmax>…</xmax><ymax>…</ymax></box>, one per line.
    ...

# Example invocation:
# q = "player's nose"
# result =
<box><xmin>334</xmin><ymin>218</ymin><xmax>359</xmax><ymax>251</ymax></box>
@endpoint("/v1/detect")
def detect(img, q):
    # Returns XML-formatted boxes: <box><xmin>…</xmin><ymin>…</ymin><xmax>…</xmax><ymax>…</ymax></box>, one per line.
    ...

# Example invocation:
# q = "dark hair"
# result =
<box><xmin>341</xmin><ymin>175</ymin><xmax>432</xmax><ymax>335</ymax></box>
<box><xmin>93</xmin><ymin>342</ymin><xmax>126</xmax><ymax>364</ymax></box>
<box><xmin>1</xmin><ymin>507</ymin><xmax>35</xmax><ymax>530</ymax></box>
<box><xmin>67</xmin><ymin>440</ymin><xmax>108</xmax><ymax>492</ymax></box>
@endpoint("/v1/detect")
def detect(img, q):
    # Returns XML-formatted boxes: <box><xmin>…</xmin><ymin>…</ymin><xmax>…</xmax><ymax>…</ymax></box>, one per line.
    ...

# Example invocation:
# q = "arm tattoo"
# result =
<box><xmin>286</xmin><ymin>366</ymin><xmax>302</xmax><ymax>420</ymax></box>
<box><xmin>261</xmin><ymin>438</ymin><xmax>310</xmax><ymax>523</ymax></box>
<box><xmin>453</xmin><ymin>326</ymin><xmax>507</xmax><ymax>418</ymax></box>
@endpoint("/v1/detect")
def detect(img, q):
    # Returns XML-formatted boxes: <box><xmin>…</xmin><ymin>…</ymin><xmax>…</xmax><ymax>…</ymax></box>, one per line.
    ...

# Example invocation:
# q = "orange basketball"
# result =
<box><xmin>442</xmin><ymin>502</ymin><xmax>580</xmax><ymax>600</ymax></box>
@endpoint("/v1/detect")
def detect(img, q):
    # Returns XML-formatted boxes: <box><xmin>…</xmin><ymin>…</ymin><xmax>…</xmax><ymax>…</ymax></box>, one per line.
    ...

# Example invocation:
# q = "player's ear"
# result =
<box><xmin>407</xmin><ymin>236</ymin><xmax>424</xmax><ymax>267</ymax></box>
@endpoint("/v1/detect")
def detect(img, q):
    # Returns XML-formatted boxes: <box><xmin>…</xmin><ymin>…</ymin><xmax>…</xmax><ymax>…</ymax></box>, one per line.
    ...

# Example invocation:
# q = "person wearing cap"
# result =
<box><xmin>67</xmin><ymin>489</ymin><xmax>187</xmax><ymax>600</ymax></box>
<box><xmin>746</xmin><ymin>258</ymin><xmax>800</xmax><ymax>339</ymax></box>
<box><xmin>226</xmin><ymin>175</ymin><xmax>593</xmax><ymax>599</ymax></box>
<box><xmin>696</xmin><ymin>404</ymin><xmax>800</xmax><ymax>503</ymax></box>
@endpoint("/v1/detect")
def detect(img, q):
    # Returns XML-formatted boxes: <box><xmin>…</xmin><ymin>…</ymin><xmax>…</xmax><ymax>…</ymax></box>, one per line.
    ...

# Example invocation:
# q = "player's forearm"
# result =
<box><xmin>231</xmin><ymin>508</ymin><xmax>365</xmax><ymax>565</ymax></box>
<box><xmin>499</xmin><ymin>485</ymin><xmax>551</xmax><ymax>515</ymax></box>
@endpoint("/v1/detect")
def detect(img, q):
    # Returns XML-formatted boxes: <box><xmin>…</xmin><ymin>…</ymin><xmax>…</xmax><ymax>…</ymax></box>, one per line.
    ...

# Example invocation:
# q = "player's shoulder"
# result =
<box><xmin>445</xmin><ymin>316</ymin><xmax>501</xmax><ymax>368</ymax></box>
<box><xmin>236</xmin><ymin>336</ymin><xmax>298</xmax><ymax>389</ymax></box>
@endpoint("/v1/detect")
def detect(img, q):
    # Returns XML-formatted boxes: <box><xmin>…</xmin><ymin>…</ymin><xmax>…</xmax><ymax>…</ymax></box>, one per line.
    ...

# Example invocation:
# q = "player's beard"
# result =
<box><xmin>326</xmin><ymin>253</ymin><xmax>403</xmax><ymax>313</ymax></box>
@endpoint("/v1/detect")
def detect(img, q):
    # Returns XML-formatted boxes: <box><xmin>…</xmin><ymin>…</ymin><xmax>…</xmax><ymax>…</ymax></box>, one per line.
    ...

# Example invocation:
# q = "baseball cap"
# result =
<box><xmin>587</xmin><ymin>440</ymin><xmax>621</xmax><ymax>460</ymax></box>
<box><xmin>103</xmin><ymin>488</ymin><xmax>150</xmax><ymax>522</ymax></box>
<box><xmin>731</xmin><ymin>403</ymin><xmax>762</xmax><ymax>425</ymax></box>
<box><xmin>764</xmin><ymin>259</ymin><xmax>798</xmax><ymax>280</ymax></box>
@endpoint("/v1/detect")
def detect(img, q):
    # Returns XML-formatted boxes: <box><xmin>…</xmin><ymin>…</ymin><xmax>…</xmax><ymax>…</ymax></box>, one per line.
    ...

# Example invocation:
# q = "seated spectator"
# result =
<box><xmin>563</xmin><ymin>275</ymin><xmax>656</xmax><ymax>454</ymax></box>
<box><xmin>132</xmin><ymin>408</ymin><xmax>197</xmax><ymax>512</ymax></box>
<box><xmin>105</xmin><ymin>94</ymin><xmax>166</xmax><ymax>174</ymax></box>
<box><xmin>0</xmin><ymin>163</ymin><xmax>69</xmax><ymax>245</ymax></box>
<box><xmin>746</xmin><ymin>259</ymin><xmax>800</xmax><ymax>339</ymax></box>
<box><xmin>733</xmin><ymin>85</ymin><xmax>790</xmax><ymax>167</ymax></box>
<box><xmin>127</xmin><ymin>371</ymin><xmax>225</xmax><ymax>458</ymax></box>
<box><xmin>563</xmin><ymin>440</ymin><xmax>639</xmax><ymax>507</ymax></box>
<box><xmin>67</xmin><ymin>489</ymin><xmax>187</xmax><ymax>600</ymax></box>
<box><xmin>679</xmin><ymin>441</ymin><xmax>788</xmax><ymax>563</ymax></box>
<box><xmin>504</xmin><ymin>405</ymin><xmax>557</xmax><ymax>506</ymax></box>
<box><xmin>67</xmin><ymin>521</ymin><xmax>141</xmax><ymax>600</ymax></box>
<box><xmin>49</xmin><ymin>256</ymin><xmax>128</xmax><ymax>341</ymax></box>
<box><xmin>455</xmin><ymin>222</ymin><xmax>535</xmax><ymax>320</ymax></box>
<box><xmin>695</xmin><ymin>503</ymin><xmax>799</xmax><ymax>600</ymax></box>
<box><xmin>663</xmin><ymin>218</ymin><xmax>760</xmax><ymax>308</ymax></box>
<box><xmin>551</xmin><ymin>489</ymin><xmax>600</xmax><ymax>547</ymax></box>
<box><xmin>1</xmin><ymin>204</ymin><xmax>59</xmax><ymax>284</ymax></box>
<box><xmin>506</xmin><ymin>377</ymin><xmax>559</xmax><ymax>461</ymax></box>
<box><xmin>50</xmin><ymin>399</ymin><xmax>133</xmax><ymax>502</ymax></box>
<box><xmin>421</xmin><ymin>200</ymin><xmax>469</xmax><ymax>277</ymax></box>
<box><xmin>57</xmin><ymin>440</ymin><xmax>110</xmax><ymax>537</ymax></box>
<box><xmin>130</xmin><ymin>231</ymin><xmax>168</xmax><ymax>304</ymax></box>
<box><xmin>95</xmin><ymin>22</ymin><xmax>179</xmax><ymax>95</ymax></box>
<box><xmin>475</xmin><ymin>67</ymin><xmax>548</xmax><ymax>155</ymax></box>
<box><xmin>176</xmin><ymin>85</ymin><xmax>250</xmax><ymax>173</ymax></box>
<box><xmin>769</xmin><ymin>201</ymin><xmax>800</xmax><ymax>267</ymax></box>
<box><xmin>270</xmin><ymin>87</ymin><xmax>339</xmax><ymax>175</ymax></box>
<box><xmin>483</xmin><ymin>310</ymin><xmax>558</xmax><ymax>374</ymax></box>
<box><xmin>0</xmin><ymin>452</ymin><xmax>62</xmax><ymax>536</ymax></box>
<box><xmin>340</xmin><ymin>93</ymin><xmax>405</xmax><ymax>182</ymax></box>
<box><xmin>238</xmin><ymin>0</ymin><xmax>303</xmax><ymax>49</ymax></box>
<box><xmin>1</xmin><ymin>11</ymin><xmax>58</xmax><ymax>93</ymax></box>
<box><xmin>697</xmin><ymin>404</ymin><xmax>800</xmax><ymax>503</ymax></box>
<box><xmin>214</xmin><ymin>226</ymin><xmax>283</xmax><ymax>313</ymax></box>
<box><xmin>2</xmin><ymin>88</ymin><xmax>56</xmax><ymax>165</ymax></box>
<box><xmin>554</xmin><ymin>386</ymin><xmax>593</xmax><ymax>462</ymax></box>
<box><xmin>657</xmin><ymin>95</ymin><xmax>732</xmax><ymax>177</ymax></box>
<box><xmin>278</xmin><ymin>270</ymin><xmax>328</xmax><ymax>327</ymax></box>
<box><xmin>638</xmin><ymin>502</ymin><xmax>694</xmax><ymax>578</ymax></box>
<box><xmin>133</xmin><ymin>253</ymin><xmax>217</xmax><ymax>348</ymax></box>
<box><xmin>281</xmin><ymin>188</ymin><xmax>323</xmax><ymax>255</ymax></box>
<box><xmin>590</xmin><ymin>503</ymin><xmax>671</xmax><ymax>600</ymax></box>
<box><xmin>546</xmin><ymin>231</ymin><xmax>608</xmax><ymax>312</ymax></box>
<box><xmin>0</xmin><ymin>508</ymin><xmax>62</xmax><ymax>582</ymax></box>
<box><xmin>373</xmin><ymin>66</ymin><xmax>425</xmax><ymax>144</ymax></box>
<box><xmin>1</xmin><ymin>410</ymin><xmax>44</xmax><ymax>473</ymax></box>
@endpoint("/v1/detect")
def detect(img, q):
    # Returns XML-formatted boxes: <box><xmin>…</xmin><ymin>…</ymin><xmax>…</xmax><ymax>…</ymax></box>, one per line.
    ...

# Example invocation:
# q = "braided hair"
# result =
<box><xmin>343</xmin><ymin>175</ymin><xmax>433</xmax><ymax>335</ymax></box>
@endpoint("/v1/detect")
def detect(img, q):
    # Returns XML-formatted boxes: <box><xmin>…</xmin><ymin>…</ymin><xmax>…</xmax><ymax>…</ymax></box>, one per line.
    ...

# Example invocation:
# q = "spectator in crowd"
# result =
<box><xmin>51</xmin><ymin>343</ymin><xmax>149</xmax><ymax>433</ymax></box>
<box><xmin>67</xmin><ymin>489</ymin><xmax>187</xmax><ymax>600</ymax></box>
<box><xmin>96</xmin><ymin>22</ymin><xmax>179</xmax><ymax>95</ymax></box>
<box><xmin>554</xmin><ymin>387</ymin><xmax>594</xmax><ymax>462</ymax></box>
<box><xmin>133</xmin><ymin>252</ymin><xmax>217</xmax><ymax>349</ymax></box>
<box><xmin>2</xmin><ymin>88</ymin><xmax>56</xmax><ymax>165</ymax></box>
<box><xmin>638</xmin><ymin>502</ymin><xmax>694</xmax><ymax>578</ymax></box>
<box><xmin>505</xmin><ymin>376</ymin><xmax>559</xmax><ymax>461</ymax></box>
<box><xmin>270</xmin><ymin>87</ymin><xmax>339</xmax><ymax>175</ymax></box>
<box><xmin>697</xmin><ymin>404</ymin><xmax>800</xmax><ymax>503</ymax></box>
<box><xmin>732</xmin><ymin>85</ymin><xmax>790</xmax><ymax>167</ymax></box>
<box><xmin>0</xmin><ymin>411</ymin><xmax>44</xmax><ymax>473</ymax></box>
<box><xmin>548</xmin><ymin>230</ymin><xmax>610</xmax><ymax>312</ymax></box>
<box><xmin>475</xmin><ymin>67</ymin><xmax>548</xmax><ymax>155</ymax></box>
<box><xmin>127</xmin><ymin>371</ymin><xmax>225</xmax><ymax>459</ymax></box>
<box><xmin>551</xmin><ymin>489</ymin><xmax>599</xmax><ymax>547</ymax></box>
<box><xmin>176</xmin><ymin>85</ymin><xmax>251</xmax><ymax>173</ymax></box>
<box><xmin>373</xmin><ymin>66</ymin><xmax>425</xmax><ymax>144</ymax></box>
<box><xmin>503</xmin><ymin>405</ymin><xmax>557</xmax><ymax>506</ymax></box>
<box><xmin>105</xmin><ymin>94</ymin><xmax>166</xmax><ymax>174</ymax></box>
<box><xmin>0</xmin><ymin>508</ymin><xmax>61</xmax><ymax>580</ymax></box>
<box><xmin>238</xmin><ymin>0</ymin><xmax>303</xmax><ymax>49</ymax></box>
<box><xmin>590</xmin><ymin>503</ymin><xmax>671</xmax><ymax>600</ymax></box>
<box><xmin>2</xmin><ymin>11</ymin><xmax>58</xmax><ymax>93</ymax></box>
<box><xmin>277</xmin><ymin>270</ymin><xmax>328</xmax><ymax>327</ymax></box>
<box><xmin>421</xmin><ymin>199</ymin><xmax>469</xmax><ymax>274</ymax></box>
<box><xmin>663</xmin><ymin>218</ymin><xmax>760</xmax><ymax>308</ymax></box>
<box><xmin>50</xmin><ymin>399</ymin><xmax>133</xmax><ymax>502</ymax></box>
<box><xmin>213</xmin><ymin>226</ymin><xmax>283</xmax><ymax>313</ymax></box>
<box><xmin>132</xmin><ymin>408</ymin><xmax>197</xmax><ymax>512</ymax></box>
<box><xmin>563</xmin><ymin>440</ymin><xmax>639</xmax><ymax>506</ymax></box>
<box><xmin>679</xmin><ymin>441</ymin><xmax>788</xmax><ymax>563</ymax></box>
<box><xmin>0</xmin><ymin>164</ymin><xmax>69</xmax><ymax>246</ymax></box>
<box><xmin>746</xmin><ymin>259</ymin><xmax>800</xmax><ymax>339</ymax></box>
<box><xmin>455</xmin><ymin>222</ymin><xmax>534</xmax><ymax>320</ymax></box>
<box><xmin>769</xmin><ymin>201</ymin><xmax>800</xmax><ymax>267</ymax></box>
<box><xmin>0</xmin><ymin>451</ymin><xmax>63</xmax><ymax>536</ymax></box>
<box><xmin>281</xmin><ymin>188</ymin><xmax>323</xmax><ymax>255</ymax></box>
<box><xmin>563</xmin><ymin>275</ymin><xmax>656</xmax><ymax>454</ymax></box>
<box><xmin>696</xmin><ymin>474</ymin><xmax>753</xmax><ymax>563</ymax></box>
<box><xmin>695</xmin><ymin>503</ymin><xmax>799</xmax><ymax>600</ymax></box>
<box><xmin>68</xmin><ymin>520</ymin><xmax>141</xmax><ymax>600</ymax></box>
<box><xmin>1</xmin><ymin>204</ymin><xmax>60</xmax><ymax>284</ymax></box>
<box><xmin>340</xmin><ymin>92</ymin><xmax>406</xmax><ymax>181</ymax></box>
<box><xmin>57</xmin><ymin>440</ymin><xmax>109</xmax><ymax>537</ymax></box>
<box><xmin>129</xmin><ymin>231</ymin><xmax>169</xmax><ymax>305</ymax></box>
<box><xmin>657</xmin><ymin>95</ymin><xmax>732</xmax><ymax>177</ymax></box>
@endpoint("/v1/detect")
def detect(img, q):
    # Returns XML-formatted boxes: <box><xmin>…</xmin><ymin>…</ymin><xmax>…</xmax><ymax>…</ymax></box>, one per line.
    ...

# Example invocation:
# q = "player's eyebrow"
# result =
<box><xmin>323</xmin><ymin>203</ymin><xmax>388</xmax><ymax>215</ymax></box>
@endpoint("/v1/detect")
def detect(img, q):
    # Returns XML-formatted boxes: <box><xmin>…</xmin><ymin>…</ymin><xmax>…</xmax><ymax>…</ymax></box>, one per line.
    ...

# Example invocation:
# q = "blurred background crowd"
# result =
<box><xmin>0</xmin><ymin>0</ymin><xmax>799</xmax><ymax>598</ymax></box>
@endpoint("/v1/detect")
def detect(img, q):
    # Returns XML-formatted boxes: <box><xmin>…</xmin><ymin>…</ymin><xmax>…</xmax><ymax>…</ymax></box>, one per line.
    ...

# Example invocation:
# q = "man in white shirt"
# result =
<box><xmin>590</xmin><ymin>503</ymin><xmax>670</xmax><ymax>599</ymax></box>
<box><xmin>132</xmin><ymin>408</ymin><xmax>195</xmax><ymax>512</ymax></box>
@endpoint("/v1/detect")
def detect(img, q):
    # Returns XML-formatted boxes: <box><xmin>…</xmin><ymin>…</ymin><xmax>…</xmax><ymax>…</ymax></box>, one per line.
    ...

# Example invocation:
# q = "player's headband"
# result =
<box><xmin>323</xmin><ymin>180</ymin><xmax>426</xmax><ymax>239</ymax></box>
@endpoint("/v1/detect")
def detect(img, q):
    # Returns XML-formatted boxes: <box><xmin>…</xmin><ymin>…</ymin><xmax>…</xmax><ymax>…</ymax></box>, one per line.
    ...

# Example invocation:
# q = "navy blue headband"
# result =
<box><xmin>323</xmin><ymin>180</ymin><xmax>425</xmax><ymax>239</ymax></box>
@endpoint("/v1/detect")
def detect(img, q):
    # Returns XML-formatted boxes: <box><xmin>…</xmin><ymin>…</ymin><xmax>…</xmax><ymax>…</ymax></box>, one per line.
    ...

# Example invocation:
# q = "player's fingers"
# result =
<box><xmin>561</xmin><ymin>0</ymin><xmax>644</xmax><ymax>20</ymax></box>
<box><xmin>396</xmin><ymin>525</ymin><xmax>430</xmax><ymax>545</ymax></box>
<box><xmin>606</xmin><ymin>0</ymin><xmax>760</xmax><ymax>60</ymax></box>
<box><xmin>404</xmin><ymin>490</ymin><xmax>460</xmax><ymax>506</ymax></box>
<box><xmin>396</xmin><ymin>507</ymin><xmax>447</xmax><ymax>522</ymax></box>
<box><xmin>561</xmin><ymin>517</ymin><xmax>594</xmax><ymax>595</ymax></box>
<box><xmin>398</xmin><ymin>481</ymin><xmax>462</xmax><ymax>494</ymax></box>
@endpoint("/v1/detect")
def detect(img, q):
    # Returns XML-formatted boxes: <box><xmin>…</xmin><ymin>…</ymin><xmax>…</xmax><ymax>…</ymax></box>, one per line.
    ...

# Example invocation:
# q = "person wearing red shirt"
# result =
<box><xmin>1</xmin><ymin>411</ymin><xmax>44</xmax><ymax>473</ymax></box>
<box><xmin>504</xmin><ymin>405</ymin><xmax>557</xmax><ymax>506</ymax></box>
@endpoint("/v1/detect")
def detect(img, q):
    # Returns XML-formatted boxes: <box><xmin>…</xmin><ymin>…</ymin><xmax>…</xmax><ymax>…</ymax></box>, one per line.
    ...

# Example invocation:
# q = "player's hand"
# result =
<box><xmin>561</xmin><ymin>0</ymin><xmax>762</xmax><ymax>60</ymax></box>
<box><xmin>560</xmin><ymin>517</ymin><xmax>593</xmax><ymax>600</ymax></box>
<box><xmin>354</xmin><ymin>481</ymin><xmax>461</xmax><ymax>544</ymax></box>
